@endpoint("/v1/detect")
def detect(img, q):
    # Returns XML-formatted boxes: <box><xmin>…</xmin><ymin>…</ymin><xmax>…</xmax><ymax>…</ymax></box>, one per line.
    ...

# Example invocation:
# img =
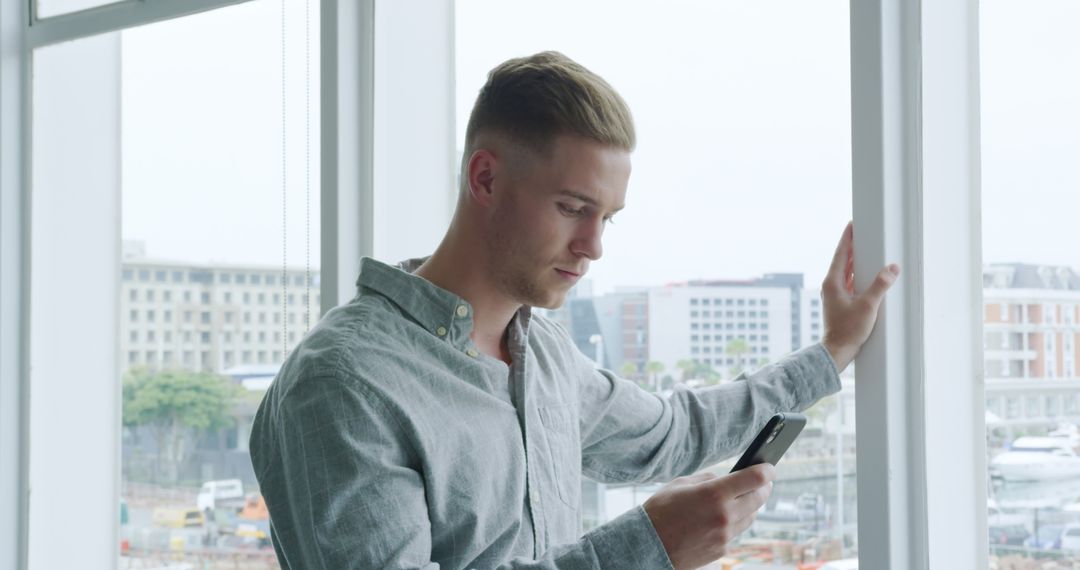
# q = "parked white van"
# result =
<box><xmin>196</xmin><ymin>479</ymin><xmax>245</xmax><ymax>512</ymax></box>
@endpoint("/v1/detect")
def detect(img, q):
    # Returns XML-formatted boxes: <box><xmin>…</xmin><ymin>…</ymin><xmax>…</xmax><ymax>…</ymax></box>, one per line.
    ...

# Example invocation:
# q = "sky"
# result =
<box><xmin>114</xmin><ymin>0</ymin><xmax>1080</xmax><ymax>298</ymax></box>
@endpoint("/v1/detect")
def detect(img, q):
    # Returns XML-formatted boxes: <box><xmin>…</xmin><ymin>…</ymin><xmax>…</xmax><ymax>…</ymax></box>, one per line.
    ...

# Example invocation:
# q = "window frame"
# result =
<box><xmin>0</xmin><ymin>0</ymin><xmax>991</xmax><ymax>568</ymax></box>
<box><xmin>851</xmin><ymin>0</ymin><xmax>987</xmax><ymax>567</ymax></box>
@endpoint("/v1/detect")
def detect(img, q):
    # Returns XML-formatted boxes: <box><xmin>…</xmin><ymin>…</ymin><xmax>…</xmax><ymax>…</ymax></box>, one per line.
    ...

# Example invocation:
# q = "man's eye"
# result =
<box><xmin>558</xmin><ymin>203</ymin><xmax>585</xmax><ymax>216</ymax></box>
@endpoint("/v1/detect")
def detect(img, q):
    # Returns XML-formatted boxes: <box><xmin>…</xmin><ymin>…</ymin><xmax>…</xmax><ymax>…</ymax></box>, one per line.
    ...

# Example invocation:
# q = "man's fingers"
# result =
<box><xmin>825</xmin><ymin>222</ymin><xmax>854</xmax><ymax>292</ymax></box>
<box><xmin>709</xmin><ymin>463</ymin><xmax>775</xmax><ymax>498</ymax></box>
<box><xmin>727</xmin><ymin>481</ymin><xmax>772</xmax><ymax>525</ymax></box>
<box><xmin>679</xmin><ymin>471</ymin><xmax>718</xmax><ymax>486</ymax></box>
<box><xmin>863</xmin><ymin>264</ymin><xmax>901</xmax><ymax>304</ymax></box>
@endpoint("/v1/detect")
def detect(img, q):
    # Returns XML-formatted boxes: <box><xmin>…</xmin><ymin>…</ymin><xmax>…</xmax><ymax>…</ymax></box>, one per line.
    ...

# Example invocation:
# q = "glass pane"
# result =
<box><xmin>457</xmin><ymin>1</ymin><xmax>855</xmax><ymax>567</ymax></box>
<box><xmin>119</xmin><ymin>2</ymin><xmax>318</xmax><ymax>566</ymax></box>
<box><xmin>981</xmin><ymin>0</ymin><xmax>1080</xmax><ymax>566</ymax></box>
<box><xmin>32</xmin><ymin>0</ymin><xmax>317</xmax><ymax>567</ymax></box>
<box><xmin>37</xmin><ymin>0</ymin><xmax>123</xmax><ymax>20</ymax></box>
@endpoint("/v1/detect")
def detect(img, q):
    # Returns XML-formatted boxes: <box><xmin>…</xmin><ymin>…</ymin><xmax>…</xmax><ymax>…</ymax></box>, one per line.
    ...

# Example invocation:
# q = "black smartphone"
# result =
<box><xmin>730</xmin><ymin>412</ymin><xmax>807</xmax><ymax>472</ymax></box>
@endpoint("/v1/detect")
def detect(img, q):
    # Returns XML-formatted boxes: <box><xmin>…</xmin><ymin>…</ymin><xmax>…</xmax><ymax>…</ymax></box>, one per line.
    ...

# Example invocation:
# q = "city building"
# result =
<box><xmin>119</xmin><ymin>243</ymin><xmax>321</xmax><ymax>375</ymax></box>
<box><xmin>983</xmin><ymin>263</ymin><xmax>1080</xmax><ymax>433</ymax></box>
<box><xmin>647</xmin><ymin>274</ymin><xmax>823</xmax><ymax>380</ymax></box>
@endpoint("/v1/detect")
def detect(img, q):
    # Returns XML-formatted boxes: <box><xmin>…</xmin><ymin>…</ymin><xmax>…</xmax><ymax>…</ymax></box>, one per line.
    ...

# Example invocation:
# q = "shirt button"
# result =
<box><xmin>436</xmin><ymin>326</ymin><xmax>447</xmax><ymax>336</ymax></box>
<box><xmin>456</xmin><ymin>305</ymin><xmax>468</xmax><ymax>317</ymax></box>
<box><xmin>532</xmin><ymin>495</ymin><xmax>540</xmax><ymax>505</ymax></box>
<box><xmin>466</xmin><ymin>348</ymin><xmax>479</xmax><ymax>358</ymax></box>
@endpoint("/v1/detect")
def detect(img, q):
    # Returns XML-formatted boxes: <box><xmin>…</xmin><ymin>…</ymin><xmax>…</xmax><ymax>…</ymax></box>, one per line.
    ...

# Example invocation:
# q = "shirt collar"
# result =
<box><xmin>356</xmin><ymin>256</ymin><xmax>533</xmax><ymax>349</ymax></box>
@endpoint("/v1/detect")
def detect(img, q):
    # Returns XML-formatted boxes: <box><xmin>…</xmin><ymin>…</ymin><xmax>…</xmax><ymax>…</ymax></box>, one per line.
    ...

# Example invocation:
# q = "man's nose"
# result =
<box><xmin>571</xmin><ymin>218</ymin><xmax>604</xmax><ymax>261</ymax></box>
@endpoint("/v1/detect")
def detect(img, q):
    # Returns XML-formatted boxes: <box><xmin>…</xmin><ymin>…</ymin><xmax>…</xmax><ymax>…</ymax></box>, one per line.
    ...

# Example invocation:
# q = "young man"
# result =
<box><xmin>250</xmin><ymin>51</ymin><xmax>899</xmax><ymax>570</ymax></box>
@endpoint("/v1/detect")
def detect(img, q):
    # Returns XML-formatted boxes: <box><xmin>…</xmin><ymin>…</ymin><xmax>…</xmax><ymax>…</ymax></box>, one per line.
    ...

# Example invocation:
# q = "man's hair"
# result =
<box><xmin>461</xmin><ymin>51</ymin><xmax>636</xmax><ymax>178</ymax></box>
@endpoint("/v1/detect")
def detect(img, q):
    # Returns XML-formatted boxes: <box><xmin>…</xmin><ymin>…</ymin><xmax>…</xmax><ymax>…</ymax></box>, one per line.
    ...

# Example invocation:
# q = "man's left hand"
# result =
<box><xmin>820</xmin><ymin>221</ymin><xmax>900</xmax><ymax>372</ymax></box>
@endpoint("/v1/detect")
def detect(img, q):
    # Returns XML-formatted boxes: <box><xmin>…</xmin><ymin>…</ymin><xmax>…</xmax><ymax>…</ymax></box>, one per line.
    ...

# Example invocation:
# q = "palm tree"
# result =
<box><xmin>645</xmin><ymin>361</ymin><xmax>665</xmax><ymax>393</ymax></box>
<box><xmin>725</xmin><ymin>337</ymin><xmax>750</xmax><ymax>378</ymax></box>
<box><xmin>676</xmin><ymin>359</ymin><xmax>695</xmax><ymax>383</ymax></box>
<box><xmin>619</xmin><ymin>361</ymin><xmax>639</xmax><ymax>379</ymax></box>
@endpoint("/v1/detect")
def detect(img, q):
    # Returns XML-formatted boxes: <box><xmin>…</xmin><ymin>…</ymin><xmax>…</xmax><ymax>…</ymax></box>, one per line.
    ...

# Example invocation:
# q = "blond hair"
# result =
<box><xmin>462</xmin><ymin>51</ymin><xmax>635</xmax><ymax>170</ymax></box>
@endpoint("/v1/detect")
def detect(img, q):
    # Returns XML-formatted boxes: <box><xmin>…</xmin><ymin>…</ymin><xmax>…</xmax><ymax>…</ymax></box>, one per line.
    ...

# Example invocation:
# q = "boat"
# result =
<box><xmin>990</xmin><ymin>436</ymin><xmax>1080</xmax><ymax>482</ymax></box>
<box><xmin>753</xmin><ymin>493</ymin><xmax>830</xmax><ymax>535</ymax></box>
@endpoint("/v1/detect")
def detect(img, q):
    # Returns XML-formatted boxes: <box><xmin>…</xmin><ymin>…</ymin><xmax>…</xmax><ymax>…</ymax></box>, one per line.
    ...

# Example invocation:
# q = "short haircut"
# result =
<box><xmin>462</xmin><ymin>51</ymin><xmax>636</xmax><ymax>169</ymax></box>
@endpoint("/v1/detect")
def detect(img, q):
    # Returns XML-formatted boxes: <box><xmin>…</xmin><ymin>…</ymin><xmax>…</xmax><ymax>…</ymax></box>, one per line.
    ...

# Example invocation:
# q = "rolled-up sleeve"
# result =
<box><xmin>577</xmin><ymin>344</ymin><xmax>842</xmax><ymax>485</ymax></box>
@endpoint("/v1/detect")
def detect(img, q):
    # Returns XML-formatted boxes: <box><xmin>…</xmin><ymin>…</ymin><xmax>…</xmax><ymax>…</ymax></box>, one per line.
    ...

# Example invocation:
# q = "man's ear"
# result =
<box><xmin>466</xmin><ymin>149</ymin><xmax>498</xmax><ymax>209</ymax></box>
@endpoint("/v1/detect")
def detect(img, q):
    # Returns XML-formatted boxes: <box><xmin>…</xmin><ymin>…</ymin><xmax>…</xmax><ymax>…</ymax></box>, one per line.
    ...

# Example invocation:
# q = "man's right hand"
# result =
<box><xmin>642</xmin><ymin>464</ymin><xmax>775</xmax><ymax>570</ymax></box>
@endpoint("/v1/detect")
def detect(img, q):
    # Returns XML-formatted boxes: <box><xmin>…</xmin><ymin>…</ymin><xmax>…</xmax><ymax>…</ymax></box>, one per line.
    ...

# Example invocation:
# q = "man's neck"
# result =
<box><xmin>414</xmin><ymin>242</ymin><xmax>520</xmax><ymax>361</ymax></box>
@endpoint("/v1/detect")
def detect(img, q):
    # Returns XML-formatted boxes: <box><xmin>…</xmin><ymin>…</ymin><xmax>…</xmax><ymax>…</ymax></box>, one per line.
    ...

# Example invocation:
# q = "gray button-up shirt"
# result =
<box><xmin>249</xmin><ymin>257</ymin><xmax>841</xmax><ymax>569</ymax></box>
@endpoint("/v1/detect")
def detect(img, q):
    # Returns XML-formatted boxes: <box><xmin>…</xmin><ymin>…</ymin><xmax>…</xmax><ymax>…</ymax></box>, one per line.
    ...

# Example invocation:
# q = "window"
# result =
<box><xmin>981</xmin><ymin>3</ymin><xmax>1080</xmax><ymax>563</ymax></box>
<box><xmin>19</xmin><ymin>2</ymin><xmax>324</xmax><ymax>565</ymax></box>
<box><xmin>1045</xmin><ymin>395</ymin><xmax>1059</xmax><ymax>418</ymax></box>
<box><xmin>1006</xmin><ymin>397</ymin><xmax>1021</xmax><ymax>419</ymax></box>
<box><xmin>458</xmin><ymin>0</ymin><xmax>856</xmax><ymax>553</ymax></box>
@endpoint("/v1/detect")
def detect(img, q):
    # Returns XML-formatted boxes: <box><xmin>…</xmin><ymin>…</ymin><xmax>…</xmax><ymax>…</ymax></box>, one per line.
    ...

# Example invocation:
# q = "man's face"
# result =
<box><xmin>486</xmin><ymin>135</ymin><xmax>631</xmax><ymax>309</ymax></box>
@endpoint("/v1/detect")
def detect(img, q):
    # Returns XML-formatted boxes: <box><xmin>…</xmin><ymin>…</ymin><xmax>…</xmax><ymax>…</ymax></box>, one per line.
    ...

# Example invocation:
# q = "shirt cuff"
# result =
<box><xmin>780</xmin><ymin>343</ymin><xmax>843</xmax><ymax>407</ymax></box>
<box><xmin>584</xmin><ymin>505</ymin><xmax>674</xmax><ymax>570</ymax></box>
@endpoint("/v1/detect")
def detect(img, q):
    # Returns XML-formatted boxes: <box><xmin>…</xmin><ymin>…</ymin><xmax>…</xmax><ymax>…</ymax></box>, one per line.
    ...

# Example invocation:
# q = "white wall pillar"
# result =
<box><xmin>372</xmin><ymin>0</ymin><xmax>456</xmax><ymax>263</ymax></box>
<box><xmin>29</xmin><ymin>32</ymin><xmax>122</xmax><ymax>569</ymax></box>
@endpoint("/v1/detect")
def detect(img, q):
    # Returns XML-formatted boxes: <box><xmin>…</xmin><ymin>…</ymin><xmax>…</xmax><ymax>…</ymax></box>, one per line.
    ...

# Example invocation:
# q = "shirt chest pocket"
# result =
<box><xmin>537</xmin><ymin>403</ymin><xmax>581</xmax><ymax>508</ymax></box>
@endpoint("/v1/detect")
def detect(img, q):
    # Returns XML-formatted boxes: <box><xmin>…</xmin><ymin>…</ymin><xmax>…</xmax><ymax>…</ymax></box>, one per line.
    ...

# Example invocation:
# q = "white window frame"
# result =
<box><xmin>851</xmin><ymin>0</ymin><xmax>985</xmax><ymax>567</ymax></box>
<box><xmin>0</xmin><ymin>0</ymin><xmax>988</xmax><ymax>568</ymax></box>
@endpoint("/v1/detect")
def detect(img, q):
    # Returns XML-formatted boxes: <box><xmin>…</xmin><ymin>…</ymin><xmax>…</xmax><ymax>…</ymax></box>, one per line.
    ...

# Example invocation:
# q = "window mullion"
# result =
<box><xmin>850</xmin><ymin>0</ymin><xmax>926</xmax><ymax>567</ymax></box>
<box><xmin>320</xmin><ymin>0</ymin><xmax>374</xmax><ymax>311</ymax></box>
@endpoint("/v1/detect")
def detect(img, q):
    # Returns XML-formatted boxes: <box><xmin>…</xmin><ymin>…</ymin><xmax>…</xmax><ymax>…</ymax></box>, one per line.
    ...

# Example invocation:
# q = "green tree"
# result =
<box><xmin>123</xmin><ymin>368</ymin><xmax>242</xmax><ymax>484</ymax></box>
<box><xmin>675</xmin><ymin>359</ymin><xmax>695</xmax><ymax>383</ymax></box>
<box><xmin>619</xmin><ymin>361</ymin><xmax>639</xmax><ymax>379</ymax></box>
<box><xmin>644</xmin><ymin>361</ymin><xmax>665</xmax><ymax>393</ymax></box>
<box><xmin>725</xmin><ymin>337</ymin><xmax>750</xmax><ymax>377</ymax></box>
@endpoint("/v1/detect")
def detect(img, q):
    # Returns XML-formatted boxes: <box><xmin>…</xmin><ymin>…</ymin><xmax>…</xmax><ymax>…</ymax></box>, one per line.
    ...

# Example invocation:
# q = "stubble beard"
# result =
<box><xmin>488</xmin><ymin>220</ymin><xmax>563</xmax><ymax>310</ymax></box>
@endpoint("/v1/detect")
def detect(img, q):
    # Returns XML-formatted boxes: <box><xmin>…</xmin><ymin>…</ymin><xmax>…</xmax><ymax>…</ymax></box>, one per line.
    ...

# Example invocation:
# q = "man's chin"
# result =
<box><xmin>526</xmin><ymin>289</ymin><xmax>569</xmax><ymax>311</ymax></box>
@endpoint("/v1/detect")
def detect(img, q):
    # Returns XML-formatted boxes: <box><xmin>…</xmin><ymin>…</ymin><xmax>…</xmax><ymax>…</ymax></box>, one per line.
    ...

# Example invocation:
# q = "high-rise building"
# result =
<box><xmin>647</xmin><ymin>275</ymin><xmax>823</xmax><ymax>379</ymax></box>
